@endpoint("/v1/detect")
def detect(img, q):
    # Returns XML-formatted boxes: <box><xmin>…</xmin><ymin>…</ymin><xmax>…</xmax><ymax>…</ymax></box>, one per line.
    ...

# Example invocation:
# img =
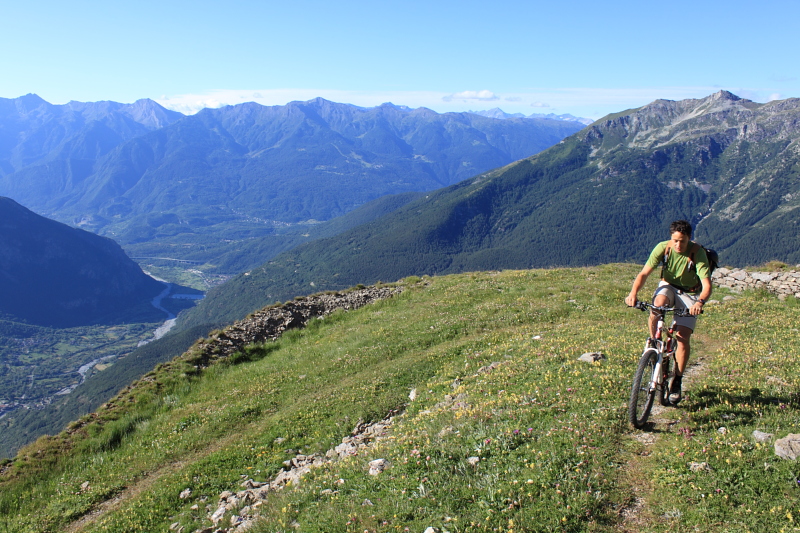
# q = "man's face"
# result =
<box><xmin>670</xmin><ymin>231</ymin><xmax>690</xmax><ymax>253</ymax></box>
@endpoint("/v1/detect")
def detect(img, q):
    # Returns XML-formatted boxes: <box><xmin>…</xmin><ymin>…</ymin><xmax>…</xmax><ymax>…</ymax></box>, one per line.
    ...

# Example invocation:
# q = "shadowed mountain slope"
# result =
<box><xmin>0</xmin><ymin>196</ymin><xmax>164</xmax><ymax>327</ymax></box>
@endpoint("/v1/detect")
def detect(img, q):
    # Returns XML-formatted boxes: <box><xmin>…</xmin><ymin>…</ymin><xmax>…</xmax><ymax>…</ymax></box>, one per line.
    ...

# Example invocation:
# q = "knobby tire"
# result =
<box><xmin>629</xmin><ymin>349</ymin><xmax>658</xmax><ymax>429</ymax></box>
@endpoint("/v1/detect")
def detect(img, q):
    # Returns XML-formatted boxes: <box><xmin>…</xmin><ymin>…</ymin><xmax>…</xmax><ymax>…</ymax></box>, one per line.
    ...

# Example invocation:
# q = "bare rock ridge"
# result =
<box><xmin>186</xmin><ymin>284</ymin><xmax>404</xmax><ymax>367</ymax></box>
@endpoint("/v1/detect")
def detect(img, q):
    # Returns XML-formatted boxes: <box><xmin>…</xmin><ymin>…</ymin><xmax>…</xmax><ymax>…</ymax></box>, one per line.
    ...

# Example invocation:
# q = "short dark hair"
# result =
<box><xmin>669</xmin><ymin>219</ymin><xmax>692</xmax><ymax>237</ymax></box>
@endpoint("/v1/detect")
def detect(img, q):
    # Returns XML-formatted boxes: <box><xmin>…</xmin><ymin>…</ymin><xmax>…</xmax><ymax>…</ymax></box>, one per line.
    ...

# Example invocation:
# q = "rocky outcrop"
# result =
<box><xmin>713</xmin><ymin>267</ymin><xmax>800</xmax><ymax>300</ymax></box>
<box><xmin>185</xmin><ymin>285</ymin><xmax>404</xmax><ymax>369</ymax></box>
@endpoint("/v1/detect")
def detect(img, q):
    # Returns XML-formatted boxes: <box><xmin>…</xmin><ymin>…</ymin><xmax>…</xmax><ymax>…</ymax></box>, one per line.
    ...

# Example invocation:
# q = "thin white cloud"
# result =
<box><xmin>442</xmin><ymin>90</ymin><xmax>499</xmax><ymax>102</ymax></box>
<box><xmin>154</xmin><ymin>86</ymin><xmax>790</xmax><ymax>120</ymax></box>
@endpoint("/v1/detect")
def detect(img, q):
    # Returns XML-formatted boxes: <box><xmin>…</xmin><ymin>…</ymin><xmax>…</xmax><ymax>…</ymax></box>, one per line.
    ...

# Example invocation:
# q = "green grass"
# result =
<box><xmin>0</xmin><ymin>266</ymin><xmax>798</xmax><ymax>532</ymax></box>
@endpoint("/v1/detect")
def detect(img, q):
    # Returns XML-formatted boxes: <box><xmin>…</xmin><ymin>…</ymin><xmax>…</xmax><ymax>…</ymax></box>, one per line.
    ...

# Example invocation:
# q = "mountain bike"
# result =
<box><xmin>628</xmin><ymin>301</ymin><xmax>696</xmax><ymax>429</ymax></box>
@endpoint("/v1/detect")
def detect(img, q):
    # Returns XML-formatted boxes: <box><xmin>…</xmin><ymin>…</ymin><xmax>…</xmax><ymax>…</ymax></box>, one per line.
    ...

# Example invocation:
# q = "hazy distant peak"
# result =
<box><xmin>470</xmin><ymin>108</ymin><xmax>527</xmax><ymax>120</ymax></box>
<box><xmin>377</xmin><ymin>102</ymin><xmax>412</xmax><ymax>111</ymax></box>
<box><xmin>13</xmin><ymin>93</ymin><xmax>51</xmax><ymax>114</ymax></box>
<box><xmin>469</xmin><ymin>108</ymin><xmax>593</xmax><ymax>125</ymax></box>
<box><xmin>120</xmin><ymin>99</ymin><xmax>184</xmax><ymax>129</ymax></box>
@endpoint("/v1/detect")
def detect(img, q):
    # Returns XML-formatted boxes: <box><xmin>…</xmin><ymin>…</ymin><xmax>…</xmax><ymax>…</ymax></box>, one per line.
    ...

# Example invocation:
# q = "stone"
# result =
<box><xmin>731</xmin><ymin>270</ymin><xmax>747</xmax><ymax>281</ymax></box>
<box><xmin>578</xmin><ymin>352</ymin><xmax>606</xmax><ymax>363</ymax></box>
<box><xmin>775</xmin><ymin>434</ymin><xmax>800</xmax><ymax>460</ymax></box>
<box><xmin>717</xmin><ymin>427</ymin><xmax>728</xmax><ymax>435</ymax></box>
<box><xmin>211</xmin><ymin>505</ymin><xmax>228</xmax><ymax>524</ymax></box>
<box><xmin>80</xmin><ymin>481</ymin><xmax>91</xmax><ymax>492</ymax></box>
<box><xmin>240</xmin><ymin>479</ymin><xmax>266</xmax><ymax>489</ymax></box>
<box><xmin>423</xmin><ymin>528</ymin><xmax>440</xmax><ymax>533</ymax></box>
<box><xmin>689</xmin><ymin>461</ymin><xmax>711</xmax><ymax>472</ymax></box>
<box><xmin>751</xmin><ymin>272</ymin><xmax>775</xmax><ymax>282</ymax></box>
<box><xmin>438</xmin><ymin>425</ymin><xmax>456</xmax><ymax>437</ymax></box>
<box><xmin>179</xmin><ymin>488</ymin><xmax>192</xmax><ymax>499</ymax></box>
<box><xmin>409</xmin><ymin>388</ymin><xmax>417</xmax><ymax>401</ymax></box>
<box><xmin>467</xmin><ymin>456</ymin><xmax>480</xmax><ymax>466</ymax></box>
<box><xmin>477</xmin><ymin>362</ymin><xmax>502</xmax><ymax>374</ymax></box>
<box><xmin>368</xmin><ymin>458</ymin><xmax>390</xmax><ymax>475</ymax></box>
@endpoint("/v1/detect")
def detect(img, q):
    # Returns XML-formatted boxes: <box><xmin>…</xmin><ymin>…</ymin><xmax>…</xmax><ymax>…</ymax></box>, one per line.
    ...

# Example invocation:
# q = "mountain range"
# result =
<box><xmin>179</xmin><ymin>90</ymin><xmax>800</xmax><ymax>330</ymax></box>
<box><xmin>0</xmin><ymin>95</ymin><xmax>584</xmax><ymax>279</ymax></box>
<box><xmin>4</xmin><ymin>89</ymin><xmax>800</xmax><ymax>462</ymax></box>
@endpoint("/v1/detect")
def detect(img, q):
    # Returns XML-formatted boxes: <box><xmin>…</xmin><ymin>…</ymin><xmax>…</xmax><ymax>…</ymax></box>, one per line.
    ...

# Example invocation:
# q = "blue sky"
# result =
<box><xmin>2</xmin><ymin>0</ymin><xmax>798</xmax><ymax>119</ymax></box>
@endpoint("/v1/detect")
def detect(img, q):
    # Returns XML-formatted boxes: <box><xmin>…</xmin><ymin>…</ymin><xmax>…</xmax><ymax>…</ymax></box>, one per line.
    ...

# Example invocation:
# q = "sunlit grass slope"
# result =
<box><xmin>1</xmin><ymin>266</ymin><xmax>799</xmax><ymax>533</ymax></box>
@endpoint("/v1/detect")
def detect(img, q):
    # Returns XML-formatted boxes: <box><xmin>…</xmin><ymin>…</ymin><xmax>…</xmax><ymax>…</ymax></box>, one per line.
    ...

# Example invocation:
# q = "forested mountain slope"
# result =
<box><xmin>182</xmin><ymin>91</ymin><xmax>800</xmax><ymax>329</ymax></box>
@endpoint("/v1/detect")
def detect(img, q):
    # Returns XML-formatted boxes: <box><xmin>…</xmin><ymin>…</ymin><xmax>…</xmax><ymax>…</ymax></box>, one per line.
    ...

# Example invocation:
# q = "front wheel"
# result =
<box><xmin>629</xmin><ymin>349</ymin><xmax>659</xmax><ymax>429</ymax></box>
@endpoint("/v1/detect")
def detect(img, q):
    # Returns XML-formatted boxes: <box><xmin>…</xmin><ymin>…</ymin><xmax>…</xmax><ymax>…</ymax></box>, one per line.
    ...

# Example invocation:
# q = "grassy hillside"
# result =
<box><xmin>1</xmin><ymin>266</ymin><xmax>799</xmax><ymax>532</ymax></box>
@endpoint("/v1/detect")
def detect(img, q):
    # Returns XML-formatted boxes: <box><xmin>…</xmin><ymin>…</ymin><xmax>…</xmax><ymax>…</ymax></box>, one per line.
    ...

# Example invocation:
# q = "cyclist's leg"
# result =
<box><xmin>674</xmin><ymin>325</ymin><xmax>692</xmax><ymax>375</ymax></box>
<box><xmin>649</xmin><ymin>284</ymin><xmax>673</xmax><ymax>338</ymax></box>
<box><xmin>673</xmin><ymin>292</ymin><xmax>699</xmax><ymax>375</ymax></box>
<box><xmin>669</xmin><ymin>325</ymin><xmax>693</xmax><ymax>404</ymax></box>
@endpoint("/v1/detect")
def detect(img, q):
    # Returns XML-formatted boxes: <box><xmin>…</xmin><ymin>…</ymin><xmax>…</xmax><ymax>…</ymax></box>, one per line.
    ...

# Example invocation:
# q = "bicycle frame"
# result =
<box><xmin>643</xmin><ymin>303</ymin><xmax>679</xmax><ymax>395</ymax></box>
<box><xmin>628</xmin><ymin>301</ymin><xmax>694</xmax><ymax>428</ymax></box>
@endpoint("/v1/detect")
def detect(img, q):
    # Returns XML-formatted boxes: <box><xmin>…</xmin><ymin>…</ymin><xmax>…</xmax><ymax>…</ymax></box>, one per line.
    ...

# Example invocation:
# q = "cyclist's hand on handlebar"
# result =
<box><xmin>689</xmin><ymin>301</ymin><xmax>704</xmax><ymax>316</ymax></box>
<box><xmin>625</xmin><ymin>294</ymin><xmax>637</xmax><ymax>307</ymax></box>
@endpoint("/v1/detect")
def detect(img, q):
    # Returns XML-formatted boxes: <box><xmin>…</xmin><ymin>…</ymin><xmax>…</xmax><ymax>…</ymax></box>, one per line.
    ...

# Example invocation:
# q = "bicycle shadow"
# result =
<box><xmin>636</xmin><ymin>388</ymin><xmax>799</xmax><ymax>433</ymax></box>
<box><xmin>681</xmin><ymin>387</ymin><xmax>800</xmax><ymax>427</ymax></box>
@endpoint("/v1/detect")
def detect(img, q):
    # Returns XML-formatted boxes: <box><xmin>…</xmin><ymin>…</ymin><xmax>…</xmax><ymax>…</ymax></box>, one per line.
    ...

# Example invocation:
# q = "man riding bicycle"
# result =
<box><xmin>624</xmin><ymin>220</ymin><xmax>712</xmax><ymax>404</ymax></box>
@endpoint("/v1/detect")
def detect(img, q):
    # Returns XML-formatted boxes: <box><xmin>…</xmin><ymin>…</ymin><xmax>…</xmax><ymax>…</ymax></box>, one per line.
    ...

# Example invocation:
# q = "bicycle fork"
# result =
<box><xmin>648</xmin><ymin>351</ymin><xmax>666</xmax><ymax>392</ymax></box>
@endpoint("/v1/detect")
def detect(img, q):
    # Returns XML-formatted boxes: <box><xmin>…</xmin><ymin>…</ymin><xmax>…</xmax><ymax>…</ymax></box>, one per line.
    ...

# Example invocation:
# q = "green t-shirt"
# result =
<box><xmin>645</xmin><ymin>240</ymin><xmax>711</xmax><ymax>291</ymax></box>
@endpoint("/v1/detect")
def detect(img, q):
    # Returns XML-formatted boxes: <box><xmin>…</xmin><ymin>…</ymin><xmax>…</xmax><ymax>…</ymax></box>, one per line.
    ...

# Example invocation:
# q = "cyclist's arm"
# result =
<box><xmin>625</xmin><ymin>264</ymin><xmax>654</xmax><ymax>307</ymax></box>
<box><xmin>689</xmin><ymin>277</ymin><xmax>712</xmax><ymax>316</ymax></box>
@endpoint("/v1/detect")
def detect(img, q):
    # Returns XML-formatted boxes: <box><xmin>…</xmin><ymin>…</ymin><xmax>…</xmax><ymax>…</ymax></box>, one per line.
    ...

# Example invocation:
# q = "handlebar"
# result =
<box><xmin>631</xmin><ymin>301</ymin><xmax>699</xmax><ymax>317</ymax></box>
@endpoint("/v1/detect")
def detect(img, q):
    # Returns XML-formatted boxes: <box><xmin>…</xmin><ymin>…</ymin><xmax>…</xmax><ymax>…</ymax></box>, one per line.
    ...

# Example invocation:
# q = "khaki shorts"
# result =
<box><xmin>652</xmin><ymin>281</ymin><xmax>698</xmax><ymax>331</ymax></box>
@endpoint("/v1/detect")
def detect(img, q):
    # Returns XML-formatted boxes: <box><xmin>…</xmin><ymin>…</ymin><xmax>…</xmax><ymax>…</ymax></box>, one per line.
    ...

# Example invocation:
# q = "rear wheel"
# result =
<box><xmin>629</xmin><ymin>349</ymin><xmax>659</xmax><ymax>429</ymax></box>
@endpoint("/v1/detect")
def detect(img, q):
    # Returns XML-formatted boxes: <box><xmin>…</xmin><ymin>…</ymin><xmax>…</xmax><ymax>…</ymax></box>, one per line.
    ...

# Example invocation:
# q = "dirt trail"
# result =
<box><xmin>63</xmin><ymin>432</ymin><xmax>240</xmax><ymax>533</ymax></box>
<box><xmin>614</xmin><ymin>331</ymin><xmax>722</xmax><ymax>531</ymax></box>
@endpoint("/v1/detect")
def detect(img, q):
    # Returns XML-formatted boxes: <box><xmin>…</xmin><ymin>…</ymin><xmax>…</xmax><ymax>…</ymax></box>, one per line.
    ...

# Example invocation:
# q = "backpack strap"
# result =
<box><xmin>660</xmin><ymin>241</ymin><xmax>673</xmax><ymax>281</ymax></box>
<box><xmin>687</xmin><ymin>242</ymin><xmax>700</xmax><ymax>272</ymax></box>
